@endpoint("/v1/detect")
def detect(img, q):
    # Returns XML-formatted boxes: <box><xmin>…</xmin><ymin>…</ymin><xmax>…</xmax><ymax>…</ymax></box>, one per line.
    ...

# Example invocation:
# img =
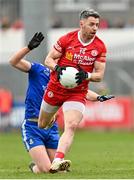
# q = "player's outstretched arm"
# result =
<box><xmin>86</xmin><ymin>90</ymin><xmax>115</xmax><ymax>102</ymax></box>
<box><xmin>9</xmin><ymin>47</ymin><xmax>31</xmax><ymax>72</ymax></box>
<box><xmin>9</xmin><ymin>32</ymin><xmax>44</xmax><ymax>72</ymax></box>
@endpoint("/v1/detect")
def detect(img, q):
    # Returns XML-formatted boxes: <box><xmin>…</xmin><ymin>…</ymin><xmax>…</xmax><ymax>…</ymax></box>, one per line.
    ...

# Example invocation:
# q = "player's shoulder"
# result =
<box><xmin>41</xmin><ymin>64</ymin><xmax>50</xmax><ymax>75</ymax></box>
<box><xmin>31</xmin><ymin>62</ymin><xmax>47</xmax><ymax>71</ymax></box>
<box><xmin>66</xmin><ymin>29</ymin><xmax>78</xmax><ymax>38</ymax></box>
<box><xmin>30</xmin><ymin>62</ymin><xmax>50</xmax><ymax>76</ymax></box>
<box><xmin>36</xmin><ymin>63</ymin><xmax>50</xmax><ymax>72</ymax></box>
<box><xmin>95</xmin><ymin>35</ymin><xmax>106</xmax><ymax>46</ymax></box>
<box><xmin>31</xmin><ymin>62</ymin><xmax>41</xmax><ymax>69</ymax></box>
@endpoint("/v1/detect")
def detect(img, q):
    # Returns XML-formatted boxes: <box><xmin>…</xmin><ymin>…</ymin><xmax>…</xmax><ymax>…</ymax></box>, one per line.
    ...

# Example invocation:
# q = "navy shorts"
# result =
<box><xmin>21</xmin><ymin>119</ymin><xmax>59</xmax><ymax>151</ymax></box>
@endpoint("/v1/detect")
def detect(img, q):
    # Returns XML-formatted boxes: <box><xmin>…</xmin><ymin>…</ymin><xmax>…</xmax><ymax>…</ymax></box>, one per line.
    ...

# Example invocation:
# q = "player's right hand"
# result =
<box><xmin>97</xmin><ymin>95</ymin><xmax>115</xmax><ymax>102</ymax></box>
<box><xmin>54</xmin><ymin>65</ymin><xmax>66</xmax><ymax>80</ymax></box>
<box><xmin>75</xmin><ymin>65</ymin><xmax>88</xmax><ymax>85</ymax></box>
<box><xmin>28</xmin><ymin>32</ymin><xmax>44</xmax><ymax>50</ymax></box>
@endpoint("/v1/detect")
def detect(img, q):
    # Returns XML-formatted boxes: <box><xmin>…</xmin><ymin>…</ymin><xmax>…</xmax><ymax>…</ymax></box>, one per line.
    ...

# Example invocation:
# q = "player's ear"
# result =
<box><xmin>79</xmin><ymin>20</ymin><xmax>83</xmax><ymax>28</ymax></box>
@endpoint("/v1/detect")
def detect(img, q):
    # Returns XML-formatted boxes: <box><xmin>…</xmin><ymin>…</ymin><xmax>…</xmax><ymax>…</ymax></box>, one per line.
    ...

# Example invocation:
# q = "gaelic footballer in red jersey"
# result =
<box><xmin>51</xmin><ymin>29</ymin><xmax>106</xmax><ymax>90</ymax></box>
<box><xmin>38</xmin><ymin>9</ymin><xmax>107</xmax><ymax>173</ymax></box>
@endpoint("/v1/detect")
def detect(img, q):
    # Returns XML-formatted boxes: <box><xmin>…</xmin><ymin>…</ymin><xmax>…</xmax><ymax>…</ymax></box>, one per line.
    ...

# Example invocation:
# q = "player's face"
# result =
<box><xmin>80</xmin><ymin>17</ymin><xmax>100</xmax><ymax>39</ymax></box>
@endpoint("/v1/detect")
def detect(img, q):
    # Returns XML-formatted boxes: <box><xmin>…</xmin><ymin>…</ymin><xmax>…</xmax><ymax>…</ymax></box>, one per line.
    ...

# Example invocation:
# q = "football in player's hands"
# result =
<box><xmin>59</xmin><ymin>67</ymin><xmax>79</xmax><ymax>89</ymax></box>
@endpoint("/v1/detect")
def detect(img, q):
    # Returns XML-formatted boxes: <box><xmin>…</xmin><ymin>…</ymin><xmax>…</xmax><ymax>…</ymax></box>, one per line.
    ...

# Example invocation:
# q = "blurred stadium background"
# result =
<box><xmin>1</xmin><ymin>0</ymin><xmax>134</xmax><ymax>178</ymax></box>
<box><xmin>0</xmin><ymin>0</ymin><xmax>134</xmax><ymax>130</ymax></box>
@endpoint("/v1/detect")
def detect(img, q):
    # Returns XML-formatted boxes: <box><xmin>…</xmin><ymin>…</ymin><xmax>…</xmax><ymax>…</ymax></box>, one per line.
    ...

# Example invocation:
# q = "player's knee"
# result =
<box><xmin>67</xmin><ymin>121</ymin><xmax>79</xmax><ymax>131</ymax></box>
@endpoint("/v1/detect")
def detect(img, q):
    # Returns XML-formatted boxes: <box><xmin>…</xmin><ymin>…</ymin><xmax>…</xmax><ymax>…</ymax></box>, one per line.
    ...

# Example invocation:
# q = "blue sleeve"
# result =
<box><xmin>29</xmin><ymin>62</ymin><xmax>39</xmax><ymax>73</ymax></box>
<box><xmin>29</xmin><ymin>62</ymin><xmax>50</xmax><ymax>78</ymax></box>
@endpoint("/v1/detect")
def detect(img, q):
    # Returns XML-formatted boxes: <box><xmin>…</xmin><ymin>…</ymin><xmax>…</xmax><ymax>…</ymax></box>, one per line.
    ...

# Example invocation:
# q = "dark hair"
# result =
<box><xmin>79</xmin><ymin>9</ymin><xmax>100</xmax><ymax>20</ymax></box>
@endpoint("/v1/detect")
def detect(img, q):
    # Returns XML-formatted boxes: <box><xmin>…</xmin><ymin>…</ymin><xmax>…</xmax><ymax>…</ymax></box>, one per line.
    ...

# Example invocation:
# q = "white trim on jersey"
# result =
<box><xmin>78</xmin><ymin>31</ymin><xmax>95</xmax><ymax>46</ymax></box>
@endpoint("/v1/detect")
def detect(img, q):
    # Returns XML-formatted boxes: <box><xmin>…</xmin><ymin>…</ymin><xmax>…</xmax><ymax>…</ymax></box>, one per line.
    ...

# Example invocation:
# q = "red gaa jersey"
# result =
<box><xmin>47</xmin><ymin>29</ymin><xmax>107</xmax><ymax>94</ymax></box>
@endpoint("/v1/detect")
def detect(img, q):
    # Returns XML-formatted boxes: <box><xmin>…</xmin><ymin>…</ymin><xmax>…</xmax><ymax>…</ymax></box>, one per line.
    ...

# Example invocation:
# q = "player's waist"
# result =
<box><xmin>24</xmin><ymin>118</ymin><xmax>58</xmax><ymax>127</ymax></box>
<box><xmin>47</xmin><ymin>80</ymin><xmax>88</xmax><ymax>94</ymax></box>
<box><xmin>27</xmin><ymin>118</ymin><xmax>38</xmax><ymax>122</ymax></box>
<box><xmin>25</xmin><ymin>118</ymin><xmax>38</xmax><ymax>125</ymax></box>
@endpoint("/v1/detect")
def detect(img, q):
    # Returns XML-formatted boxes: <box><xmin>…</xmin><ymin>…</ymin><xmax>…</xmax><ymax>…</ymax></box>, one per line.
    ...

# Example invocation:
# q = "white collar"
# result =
<box><xmin>78</xmin><ymin>31</ymin><xmax>95</xmax><ymax>46</ymax></box>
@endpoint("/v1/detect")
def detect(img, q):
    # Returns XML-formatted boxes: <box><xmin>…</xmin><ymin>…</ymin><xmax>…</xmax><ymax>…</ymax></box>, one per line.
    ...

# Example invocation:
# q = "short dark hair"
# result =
<box><xmin>79</xmin><ymin>9</ymin><xmax>100</xmax><ymax>20</ymax></box>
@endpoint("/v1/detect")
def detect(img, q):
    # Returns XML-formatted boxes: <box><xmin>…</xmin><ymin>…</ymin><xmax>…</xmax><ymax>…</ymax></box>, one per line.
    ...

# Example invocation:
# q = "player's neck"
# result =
<box><xmin>79</xmin><ymin>31</ymin><xmax>93</xmax><ymax>43</ymax></box>
<box><xmin>78</xmin><ymin>31</ymin><xmax>95</xmax><ymax>46</ymax></box>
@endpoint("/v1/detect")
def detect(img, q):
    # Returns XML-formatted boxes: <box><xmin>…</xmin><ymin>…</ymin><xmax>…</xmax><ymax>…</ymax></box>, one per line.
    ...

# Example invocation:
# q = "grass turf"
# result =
<box><xmin>1</xmin><ymin>130</ymin><xmax>134</xmax><ymax>178</ymax></box>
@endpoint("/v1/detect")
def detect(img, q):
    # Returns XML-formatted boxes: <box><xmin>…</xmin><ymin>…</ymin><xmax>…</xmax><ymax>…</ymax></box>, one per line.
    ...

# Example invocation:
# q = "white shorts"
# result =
<box><xmin>41</xmin><ymin>100</ymin><xmax>85</xmax><ymax>114</ymax></box>
<box><xmin>63</xmin><ymin>101</ymin><xmax>85</xmax><ymax>114</ymax></box>
<box><xmin>41</xmin><ymin>100</ymin><xmax>59</xmax><ymax>113</ymax></box>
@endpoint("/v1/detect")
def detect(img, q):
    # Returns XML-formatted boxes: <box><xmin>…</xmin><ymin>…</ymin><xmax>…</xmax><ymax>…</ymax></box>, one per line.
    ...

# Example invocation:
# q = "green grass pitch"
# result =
<box><xmin>1</xmin><ymin>130</ymin><xmax>134</xmax><ymax>178</ymax></box>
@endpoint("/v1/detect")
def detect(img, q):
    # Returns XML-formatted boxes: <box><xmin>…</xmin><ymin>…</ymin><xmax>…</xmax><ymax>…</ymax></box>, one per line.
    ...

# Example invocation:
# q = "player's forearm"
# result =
<box><xmin>44</xmin><ymin>56</ymin><xmax>57</xmax><ymax>71</ymax></box>
<box><xmin>86</xmin><ymin>90</ymin><xmax>115</xmax><ymax>102</ymax></box>
<box><xmin>86</xmin><ymin>90</ymin><xmax>98</xmax><ymax>101</ymax></box>
<box><xmin>88</xmin><ymin>72</ymin><xmax>104</xmax><ymax>82</ymax></box>
<box><xmin>9</xmin><ymin>47</ymin><xmax>30</xmax><ymax>66</ymax></box>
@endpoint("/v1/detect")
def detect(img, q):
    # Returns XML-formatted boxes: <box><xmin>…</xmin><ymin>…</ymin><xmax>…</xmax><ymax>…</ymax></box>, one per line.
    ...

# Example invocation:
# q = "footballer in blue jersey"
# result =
<box><xmin>9</xmin><ymin>32</ymin><xmax>59</xmax><ymax>174</ymax></box>
<box><xmin>22</xmin><ymin>62</ymin><xmax>59</xmax><ymax>150</ymax></box>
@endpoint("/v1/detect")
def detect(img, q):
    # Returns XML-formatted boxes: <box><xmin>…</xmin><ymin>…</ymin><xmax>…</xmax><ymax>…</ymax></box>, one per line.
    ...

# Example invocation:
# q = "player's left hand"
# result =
<box><xmin>28</xmin><ymin>32</ymin><xmax>44</xmax><ymax>50</ymax></box>
<box><xmin>75</xmin><ymin>65</ymin><xmax>88</xmax><ymax>85</ymax></box>
<box><xmin>54</xmin><ymin>65</ymin><xmax>66</xmax><ymax>80</ymax></box>
<box><xmin>97</xmin><ymin>95</ymin><xmax>115</xmax><ymax>102</ymax></box>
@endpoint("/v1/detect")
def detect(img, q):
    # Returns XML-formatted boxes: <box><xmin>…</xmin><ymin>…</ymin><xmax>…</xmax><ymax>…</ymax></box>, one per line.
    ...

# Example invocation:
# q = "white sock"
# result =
<box><xmin>53</xmin><ymin>158</ymin><xmax>64</xmax><ymax>162</ymax></box>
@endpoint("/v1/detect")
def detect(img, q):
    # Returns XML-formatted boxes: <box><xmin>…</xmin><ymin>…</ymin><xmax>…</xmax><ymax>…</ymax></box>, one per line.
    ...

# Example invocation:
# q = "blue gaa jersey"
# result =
<box><xmin>21</xmin><ymin>62</ymin><xmax>59</xmax><ymax>151</ymax></box>
<box><xmin>25</xmin><ymin>62</ymin><xmax>50</xmax><ymax>119</ymax></box>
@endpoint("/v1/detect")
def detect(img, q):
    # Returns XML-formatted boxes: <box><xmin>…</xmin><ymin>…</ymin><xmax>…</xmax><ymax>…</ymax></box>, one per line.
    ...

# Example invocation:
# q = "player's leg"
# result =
<box><xmin>28</xmin><ymin>120</ymin><xmax>60</xmax><ymax>173</ymax></box>
<box><xmin>29</xmin><ymin>145</ymin><xmax>51</xmax><ymax>173</ymax></box>
<box><xmin>57</xmin><ymin>101</ymin><xmax>85</xmax><ymax>153</ymax></box>
<box><xmin>50</xmin><ymin>101</ymin><xmax>85</xmax><ymax>173</ymax></box>
<box><xmin>46</xmin><ymin>119</ymin><xmax>71</xmax><ymax>173</ymax></box>
<box><xmin>45</xmin><ymin>122</ymin><xmax>59</xmax><ymax>163</ymax></box>
<box><xmin>21</xmin><ymin>120</ymin><xmax>52</xmax><ymax>173</ymax></box>
<box><xmin>38</xmin><ymin>100</ymin><xmax>59</xmax><ymax>128</ymax></box>
<box><xmin>46</xmin><ymin>148</ymin><xmax>56</xmax><ymax>162</ymax></box>
<box><xmin>58</xmin><ymin>110</ymin><xmax>83</xmax><ymax>153</ymax></box>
